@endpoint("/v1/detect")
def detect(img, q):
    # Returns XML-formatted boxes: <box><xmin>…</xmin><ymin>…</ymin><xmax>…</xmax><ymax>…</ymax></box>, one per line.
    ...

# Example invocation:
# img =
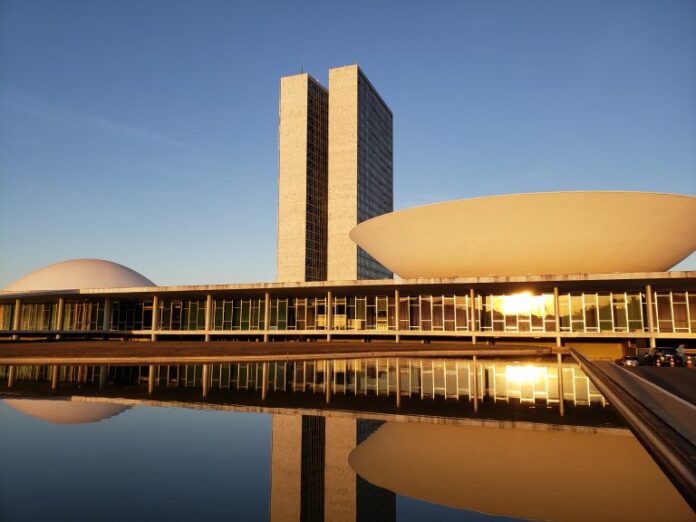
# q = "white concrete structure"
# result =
<box><xmin>350</xmin><ymin>191</ymin><xmax>696</xmax><ymax>278</ymax></box>
<box><xmin>3</xmin><ymin>259</ymin><xmax>155</xmax><ymax>292</ymax></box>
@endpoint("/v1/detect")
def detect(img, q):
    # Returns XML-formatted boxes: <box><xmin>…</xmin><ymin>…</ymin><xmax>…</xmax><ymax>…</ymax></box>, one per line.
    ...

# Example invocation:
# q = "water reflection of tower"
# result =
<box><xmin>270</xmin><ymin>414</ymin><xmax>395</xmax><ymax>522</ymax></box>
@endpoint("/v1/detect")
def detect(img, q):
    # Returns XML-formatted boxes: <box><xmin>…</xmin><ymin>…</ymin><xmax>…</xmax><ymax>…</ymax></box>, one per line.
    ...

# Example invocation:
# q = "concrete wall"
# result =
<box><xmin>328</xmin><ymin>65</ymin><xmax>359</xmax><ymax>281</ymax></box>
<box><xmin>277</xmin><ymin>74</ymin><xmax>309</xmax><ymax>283</ymax></box>
<box><xmin>566</xmin><ymin>341</ymin><xmax>626</xmax><ymax>360</ymax></box>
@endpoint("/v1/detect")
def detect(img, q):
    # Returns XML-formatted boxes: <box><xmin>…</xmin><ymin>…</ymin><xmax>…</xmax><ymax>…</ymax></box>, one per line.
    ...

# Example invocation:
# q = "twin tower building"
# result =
<box><xmin>276</xmin><ymin>64</ymin><xmax>393</xmax><ymax>282</ymax></box>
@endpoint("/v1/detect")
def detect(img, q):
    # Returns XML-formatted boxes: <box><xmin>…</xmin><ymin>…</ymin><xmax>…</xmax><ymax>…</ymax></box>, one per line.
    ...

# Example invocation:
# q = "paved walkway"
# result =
<box><xmin>628</xmin><ymin>367</ymin><xmax>696</xmax><ymax>406</ymax></box>
<box><xmin>597</xmin><ymin>362</ymin><xmax>696</xmax><ymax>446</ymax></box>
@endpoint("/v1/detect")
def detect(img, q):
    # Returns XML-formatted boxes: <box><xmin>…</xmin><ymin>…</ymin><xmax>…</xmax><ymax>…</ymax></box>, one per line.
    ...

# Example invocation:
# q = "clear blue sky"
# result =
<box><xmin>1</xmin><ymin>0</ymin><xmax>695</xmax><ymax>287</ymax></box>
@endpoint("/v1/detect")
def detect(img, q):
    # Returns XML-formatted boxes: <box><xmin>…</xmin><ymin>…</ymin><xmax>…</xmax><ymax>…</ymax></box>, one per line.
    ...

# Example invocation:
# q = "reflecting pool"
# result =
<box><xmin>0</xmin><ymin>357</ymin><xmax>692</xmax><ymax>521</ymax></box>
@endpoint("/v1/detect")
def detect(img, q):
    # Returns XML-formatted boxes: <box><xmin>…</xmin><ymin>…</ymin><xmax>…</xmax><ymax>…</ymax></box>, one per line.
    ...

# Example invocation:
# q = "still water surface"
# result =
<box><xmin>0</xmin><ymin>357</ymin><xmax>692</xmax><ymax>521</ymax></box>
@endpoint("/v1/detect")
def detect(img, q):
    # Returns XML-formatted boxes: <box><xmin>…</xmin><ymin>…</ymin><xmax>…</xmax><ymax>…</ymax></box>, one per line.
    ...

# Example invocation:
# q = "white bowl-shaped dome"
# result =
<box><xmin>4</xmin><ymin>399</ymin><xmax>131</xmax><ymax>424</ymax></box>
<box><xmin>4</xmin><ymin>258</ymin><xmax>156</xmax><ymax>291</ymax></box>
<box><xmin>349</xmin><ymin>191</ymin><xmax>696</xmax><ymax>278</ymax></box>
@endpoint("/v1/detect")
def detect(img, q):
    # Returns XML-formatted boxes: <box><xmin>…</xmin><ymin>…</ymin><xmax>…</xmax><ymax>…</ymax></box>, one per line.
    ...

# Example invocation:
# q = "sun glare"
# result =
<box><xmin>500</xmin><ymin>292</ymin><xmax>548</xmax><ymax>316</ymax></box>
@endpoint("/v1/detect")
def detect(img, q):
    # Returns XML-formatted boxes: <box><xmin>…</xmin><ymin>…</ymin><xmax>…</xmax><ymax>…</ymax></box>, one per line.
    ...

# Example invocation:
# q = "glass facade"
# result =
<box><xmin>2</xmin><ymin>289</ymin><xmax>695</xmax><ymax>337</ymax></box>
<box><xmin>110</xmin><ymin>300</ymin><xmax>153</xmax><ymax>331</ymax></box>
<box><xmin>62</xmin><ymin>301</ymin><xmax>104</xmax><ymax>331</ymax></box>
<box><xmin>556</xmin><ymin>292</ymin><xmax>644</xmax><ymax>333</ymax></box>
<box><xmin>305</xmin><ymin>78</ymin><xmax>329</xmax><ymax>282</ymax></box>
<box><xmin>158</xmin><ymin>299</ymin><xmax>206</xmax><ymax>331</ymax></box>
<box><xmin>20</xmin><ymin>303</ymin><xmax>56</xmax><ymax>330</ymax></box>
<box><xmin>356</xmin><ymin>70</ymin><xmax>393</xmax><ymax>280</ymax></box>
<box><xmin>0</xmin><ymin>304</ymin><xmax>13</xmax><ymax>330</ymax></box>
<box><xmin>211</xmin><ymin>298</ymin><xmax>266</xmax><ymax>331</ymax></box>
<box><xmin>654</xmin><ymin>291</ymin><xmax>696</xmax><ymax>333</ymax></box>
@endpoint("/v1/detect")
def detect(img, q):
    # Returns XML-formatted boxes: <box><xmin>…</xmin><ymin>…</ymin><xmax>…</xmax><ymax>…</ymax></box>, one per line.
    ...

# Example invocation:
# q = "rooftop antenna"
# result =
<box><xmin>301</xmin><ymin>57</ymin><xmax>304</xmax><ymax>74</ymax></box>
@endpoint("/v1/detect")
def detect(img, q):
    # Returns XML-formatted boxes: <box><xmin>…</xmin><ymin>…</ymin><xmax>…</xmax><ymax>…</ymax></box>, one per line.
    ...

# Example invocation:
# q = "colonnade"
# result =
<box><xmin>0</xmin><ymin>284</ymin><xmax>670</xmax><ymax>349</ymax></box>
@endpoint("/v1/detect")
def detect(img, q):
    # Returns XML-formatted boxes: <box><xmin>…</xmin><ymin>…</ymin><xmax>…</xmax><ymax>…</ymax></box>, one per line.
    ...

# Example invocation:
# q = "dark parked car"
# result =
<box><xmin>621</xmin><ymin>355</ymin><xmax>641</xmax><ymax>367</ymax></box>
<box><xmin>643</xmin><ymin>347</ymin><xmax>685</xmax><ymax>367</ymax></box>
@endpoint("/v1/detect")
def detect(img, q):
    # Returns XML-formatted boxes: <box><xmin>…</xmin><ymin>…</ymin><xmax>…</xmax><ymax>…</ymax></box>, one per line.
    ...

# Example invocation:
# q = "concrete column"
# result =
<box><xmin>148</xmin><ymin>365</ymin><xmax>156</xmax><ymax>394</ymax></box>
<box><xmin>7</xmin><ymin>366</ymin><xmax>15</xmax><ymax>388</ymax></box>
<box><xmin>326</xmin><ymin>291</ymin><xmax>333</xmax><ymax>342</ymax></box>
<box><xmin>554</xmin><ymin>286</ymin><xmax>561</xmax><ymax>348</ymax></box>
<box><xmin>263</xmin><ymin>292</ymin><xmax>271</xmax><ymax>343</ymax></box>
<box><xmin>51</xmin><ymin>365</ymin><xmax>60</xmax><ymax>390</ymax></box>
<box><xmin>99</xmin><ymin>365</ymin><xmax>108</xmax><ymax>389</ymax></box>
<box><xmin>469</xmin><ymin>289</ymin><xmax>476</xmax><ymax>345</ymax></box>
<box><xmin>151</xmin><ymin>295</ymin><xmax>159</xmax><ymax>342</ymax></box>
<box><xmin>262</xmin><ymin>362</ymin><xmax>269</xmax><ymax>400</ymax></box>
<box><xmin>645</xmin><ymin>284</ymin><xmax>656</xmax><ymax>349</ymax></box>
<box><xmin>202</xmin><ymin>364</ymin><xmax>210</xmax><ymax>398</ymax></box>
<box><xmin>55</xmin><ymin>298</ymin><xmax>65</xmax><ymax>340</ymax></box>
<box><xmin>394</xmin><ymin>289</ymin><xmax>401</xmax><ymax>343</ymax></box>
<box><xmin>204</xmin><ymin>294</ymin><xmax>213</xmax><ymax>342</ymax></box>
<box><xmin>102</xmin><ymin>297</ymin><xmax>111</xmax><ymax>340</ymax></box>
<box><xmin>472</xmin><ymin>355</ymin><xmax>478</xmax><ymax>413</ymax></box>
<box><xmin>11</xmin><ymin>299</ymin><xmax>21</xmax><ymax>341</ymax></box>
<box><xmin>557</xmin><ymin>352</ymin><xmax>565</xmax><ymax>416</ymax></box>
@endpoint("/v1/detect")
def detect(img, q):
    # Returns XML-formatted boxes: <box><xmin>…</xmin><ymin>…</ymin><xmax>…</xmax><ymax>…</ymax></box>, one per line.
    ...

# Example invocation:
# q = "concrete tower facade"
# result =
<box><xmin>327</xmin><ymin>65</ymin><xmax>393</xmax><ymax>281</ymax></box>
<box><xmin>277</xmin><ymin>73</ymin><xmax>329</xmax><ymax>282</ymax></box>
<box><xmin>277</xmin><ymin>65</ymin><xmax>392</xmax><ymax>283</ymax></box>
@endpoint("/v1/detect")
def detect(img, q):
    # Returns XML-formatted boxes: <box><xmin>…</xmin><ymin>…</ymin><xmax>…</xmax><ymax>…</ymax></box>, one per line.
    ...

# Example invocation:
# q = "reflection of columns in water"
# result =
<box><xmin>270</xmin><ymin>414</ymin><xmax>395</xmax><ymax>522</ymax></box>
<box><xmin>51</xmin><ymin>365</ymin><xmax>60</xmax><ymax>390</ymax></box>
<box><xmin>201</xmin><ymin>364</ymin><xmax>209</xmax><ymax>397</ymax></box>
<box><xmin>395</xmin><ymin>358</ymin><xmax>401</xmax><ymax>408</ymax></box>
<box><xmin>131</xmin><ymin>359</ymin><xmax>605</xmax><ymax>408</ymax></box>
<box><xmin>99</xmin><ymin>365</ymin><xmax>108</xmax><ymax>389</ymax></box>
<box><xmin>148</xmin><ymin>365</ymin><xmax>156</xmax><ymax>394</ymax></box>
<box><xmin>325</xmin><ymin>361</ymin><xmax>331</xmax><ymax>404</ymax></box>
<box><xmin>262</xmin><ymin>362</ymin><xmax>268</xmax><ymax>400</ymax></box>
<box><xmin>472</xmin><ymin>356</ymin><xmax>479</xmax><ymax>413</ymax></box>
<box><xmin>557</xmin><ymin>353</ymin><xmax>565</xmax><ymax>416</ymax></box>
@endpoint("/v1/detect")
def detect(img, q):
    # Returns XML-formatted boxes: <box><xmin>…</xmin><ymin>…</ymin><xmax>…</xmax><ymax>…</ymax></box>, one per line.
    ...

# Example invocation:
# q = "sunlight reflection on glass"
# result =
<box><xmin>499</xmin><ymin>292</ymin><xmax>549</xmax><ymax>316</ymax></box>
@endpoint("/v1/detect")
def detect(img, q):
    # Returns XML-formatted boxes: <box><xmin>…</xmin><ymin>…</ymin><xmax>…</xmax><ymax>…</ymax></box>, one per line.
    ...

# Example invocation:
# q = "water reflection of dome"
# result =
<box><xmin>3</xmin><ymin>258</ymin><xmax>156</xmax><ymax>291</ymax></box>
<box><xmin>349</xmin><ymin>422</ymin><xmax>693</xmax><ymax>522</ymax></box>
<box><xmin>4</xmin><ymin>399</ymin><xmax>131</xmax><ymax>424</ymax></box>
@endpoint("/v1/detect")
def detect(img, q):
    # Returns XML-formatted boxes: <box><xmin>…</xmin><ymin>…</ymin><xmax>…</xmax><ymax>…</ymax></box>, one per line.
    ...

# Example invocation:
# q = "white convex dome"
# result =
<box><xmin>3</xmin><ymin>258</ymin><xmax>156</xmax><ymax>291</ymax></box>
